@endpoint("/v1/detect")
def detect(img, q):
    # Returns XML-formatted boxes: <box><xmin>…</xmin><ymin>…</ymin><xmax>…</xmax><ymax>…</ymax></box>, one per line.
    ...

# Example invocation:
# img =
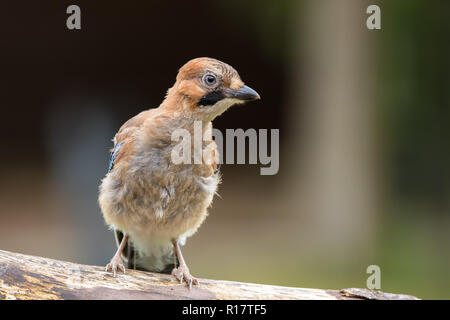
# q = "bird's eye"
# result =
<box><xmin>203</xmin><ymin>74</ymin><xmax>217</xmax><ymax>86</ymax></box>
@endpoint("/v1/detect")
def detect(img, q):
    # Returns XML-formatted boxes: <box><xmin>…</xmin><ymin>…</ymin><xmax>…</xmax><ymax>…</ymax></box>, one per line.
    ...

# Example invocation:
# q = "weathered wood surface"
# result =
<box><xmin>0</xmin><ymin>250</ymin><xmax>418</xmax><ymax>300</ymax></box>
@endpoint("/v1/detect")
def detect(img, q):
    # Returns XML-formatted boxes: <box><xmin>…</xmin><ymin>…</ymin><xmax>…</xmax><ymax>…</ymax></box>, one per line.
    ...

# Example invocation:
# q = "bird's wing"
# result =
<box><xmin>107</xmin><ymin>141</ymin><xmax>124</xmax><ymax>173</ymax></box>
<box><xmin>107</xmin><ymin>109</ymin><xmax>156</xmax><ymax>173</ymax></box>
<box><xmin>108</xmin><ymin>108</ymin><xmax>177</xmax><ymax>273</ymax></box>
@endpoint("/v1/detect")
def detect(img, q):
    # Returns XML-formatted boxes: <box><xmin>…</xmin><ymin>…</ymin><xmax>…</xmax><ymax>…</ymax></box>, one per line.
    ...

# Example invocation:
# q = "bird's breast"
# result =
<box><xmin>100</xmin><ymin>144</ymin><xmax>220</xmax><ymax>242</ymax></box>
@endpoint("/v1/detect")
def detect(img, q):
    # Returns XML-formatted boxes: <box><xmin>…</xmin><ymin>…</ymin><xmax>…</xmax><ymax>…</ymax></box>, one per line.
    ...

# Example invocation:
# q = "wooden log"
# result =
<box><xmin>0</xmin><ymin>250</ymin><xmax>418</xmax><ymax>300</ymax></box>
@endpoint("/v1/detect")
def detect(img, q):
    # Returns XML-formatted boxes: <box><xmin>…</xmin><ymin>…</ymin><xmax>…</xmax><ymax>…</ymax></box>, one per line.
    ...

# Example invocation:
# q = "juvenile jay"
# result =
<box><xmin>98</xmin><ymin>57</ymin><xmax>260</xmax><ymax>287</ymax></box>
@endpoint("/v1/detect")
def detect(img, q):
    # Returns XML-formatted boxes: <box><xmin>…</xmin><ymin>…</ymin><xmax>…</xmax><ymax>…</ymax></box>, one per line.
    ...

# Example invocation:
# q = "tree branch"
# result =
<box><xmin>0</xmin><ymin>250</ymin><xmax>418</xmax><ymax>300</ymax></box>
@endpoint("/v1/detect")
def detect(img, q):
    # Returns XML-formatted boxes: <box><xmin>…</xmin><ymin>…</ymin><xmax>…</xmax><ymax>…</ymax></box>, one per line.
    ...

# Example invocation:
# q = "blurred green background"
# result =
<box><xmin>0</xmin><ymin>0</ymin><xmax>449</xmax><ymax>299</ymax></box>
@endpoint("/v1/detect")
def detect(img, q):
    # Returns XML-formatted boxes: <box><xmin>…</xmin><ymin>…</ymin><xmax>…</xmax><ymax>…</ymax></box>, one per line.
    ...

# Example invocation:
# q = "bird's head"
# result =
<box><xmin>164</xmin><ymin>57</ymin><xmax>260</xmax><ymax>121</ymax></box>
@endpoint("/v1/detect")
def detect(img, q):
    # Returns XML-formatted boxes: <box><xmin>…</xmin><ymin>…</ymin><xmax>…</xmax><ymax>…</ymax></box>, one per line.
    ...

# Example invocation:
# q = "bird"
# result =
<box><xmin>98</xmin><ymin>57</ymin><xmax>260</xmax><ymax>287</ymax></box>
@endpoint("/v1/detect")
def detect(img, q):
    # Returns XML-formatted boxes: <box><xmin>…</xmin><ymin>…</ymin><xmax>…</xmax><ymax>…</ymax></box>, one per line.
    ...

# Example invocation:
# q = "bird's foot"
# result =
<box><xmin>105</xmin><ymin>255</ymin><xmax>126</xmax><ymax>277</ymax></box>
<box><xmin>171</xmin><ymin>265</ymin><xmax>199</xmax><ymax>289</ymax></box>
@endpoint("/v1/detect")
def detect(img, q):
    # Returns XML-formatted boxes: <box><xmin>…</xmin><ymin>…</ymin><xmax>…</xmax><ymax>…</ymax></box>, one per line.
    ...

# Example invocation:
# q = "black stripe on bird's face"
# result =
<box><xmin>197</xmin><ymin>90</ymin><xmax>225</xmax><ymax>107</ymax></box>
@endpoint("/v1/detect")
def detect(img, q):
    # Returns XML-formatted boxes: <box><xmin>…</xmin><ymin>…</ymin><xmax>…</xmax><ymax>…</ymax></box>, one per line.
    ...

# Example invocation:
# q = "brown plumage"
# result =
<box><xmin>98</xmin><ymin>57</ymin><xmax>260</xmax><ymax>287</ymax></box>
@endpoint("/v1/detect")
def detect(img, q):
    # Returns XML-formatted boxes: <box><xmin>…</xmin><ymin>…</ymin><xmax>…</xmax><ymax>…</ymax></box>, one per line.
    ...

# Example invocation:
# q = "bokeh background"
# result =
<box><xmin>1</xmin><ymin>0</ymin><xmax>449</xmax><ymax>299</ymax></box>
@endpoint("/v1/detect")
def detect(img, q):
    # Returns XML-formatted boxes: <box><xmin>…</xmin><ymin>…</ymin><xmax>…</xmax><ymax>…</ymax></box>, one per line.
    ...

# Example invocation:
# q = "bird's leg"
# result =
<box><xmin>105</xmin><ymin>233</ymin><xmax>128</xmax><ymax>277</ymax></box>
<box><xmin>171</xmin><ymin>239</ymin><xmax>198</xmax><ymax>288</ymax></box>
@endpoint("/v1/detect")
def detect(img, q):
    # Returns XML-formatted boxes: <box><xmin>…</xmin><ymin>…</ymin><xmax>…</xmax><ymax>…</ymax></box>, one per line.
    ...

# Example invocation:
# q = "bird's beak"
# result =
<box><xmin>224</xmin><ymin>85</ymin><xmax>260</xmax><ymax>101</ymax></box>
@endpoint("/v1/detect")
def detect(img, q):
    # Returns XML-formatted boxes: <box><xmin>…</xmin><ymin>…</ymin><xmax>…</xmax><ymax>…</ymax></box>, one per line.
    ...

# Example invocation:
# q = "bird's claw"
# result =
<box><xmin>172</xmin><ymin>266</ymin><xmax>198</xmax><ymax>289</ymax></box>
<box><xmin>105</xmin><ymin>255</ymin><xmax>126</xmax><ymax>277</ymax></box>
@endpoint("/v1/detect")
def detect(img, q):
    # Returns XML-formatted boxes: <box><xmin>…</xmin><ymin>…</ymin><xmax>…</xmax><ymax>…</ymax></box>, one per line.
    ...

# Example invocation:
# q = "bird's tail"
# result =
<box><xmin>114</xmin><ymin>230</ymin><xmax>177</xmax><ymax>274</ymax></box>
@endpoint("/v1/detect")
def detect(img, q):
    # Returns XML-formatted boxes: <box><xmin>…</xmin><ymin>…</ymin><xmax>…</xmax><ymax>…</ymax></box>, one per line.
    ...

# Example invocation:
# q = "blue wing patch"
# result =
<box><xmin>108</xmin><ymin>142</ymin><xmax>124</xmax><ymax>173</ymax></box>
